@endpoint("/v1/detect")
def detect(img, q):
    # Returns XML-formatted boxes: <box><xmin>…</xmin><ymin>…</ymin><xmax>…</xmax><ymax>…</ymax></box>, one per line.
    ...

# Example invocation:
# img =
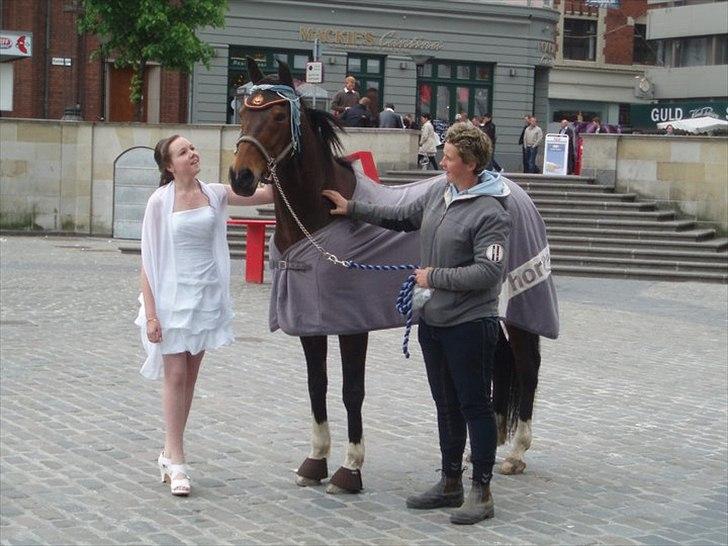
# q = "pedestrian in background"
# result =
<box><xmin>331</xmin><ymin>76</ymin><xmax>360</xmax><ymax>117</ymax></box>
<box><xmin>340</xmin><ymin>97</ymin><xmax>374</xmax><ymax>127</ymax></box>
<box><xmin>379</xmin><ymin>103</ymin><xmax>404</xmax><ymax>128</ymax></box>
<box><xmin>518</xmin><ymin>115</ymin><xmax>530</xmax><ymax>172</ymax></box>
<box><xmin>523</xmin><ymin>116</ymin><xmax>543</xmax><ymax>174</ymax></box>
<box><xmin>480</xmin><ymin>113</ymin><xmax>501</xmax><ymax>172</ymax></box>
<box><xmin>322</xmin><ymin>122</ymin><xmax>511</xmax><ymax>525</ymax></box>
<box><xmin>138</xmin><ymin>135</ymin><xmax>273</xmax><ymax>496</ymax></box>
<box><xmin>418</xmin><ymin>113</ymin><xmax>439</xmax><ymax>170</ymax></box>
<box><xmin>559</xmin><ymin>119</ymin><xmax>576</xmax><ymax>174</ymax></box>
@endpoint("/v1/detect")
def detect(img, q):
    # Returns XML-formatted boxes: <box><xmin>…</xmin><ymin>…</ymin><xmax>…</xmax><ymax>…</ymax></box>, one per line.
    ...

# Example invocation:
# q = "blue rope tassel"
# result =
<box><xmin>345</xmin><ymin>261</ymin><xmax>418</xmax><ymax>358</ymax></box>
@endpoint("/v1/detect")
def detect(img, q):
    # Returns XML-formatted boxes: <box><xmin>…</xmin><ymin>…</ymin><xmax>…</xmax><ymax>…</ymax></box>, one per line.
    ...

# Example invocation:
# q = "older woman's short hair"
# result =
<box><xmin>445</xmin><ymin>122</ymin><xmax>493</xmax><ymax>172</ymax></box>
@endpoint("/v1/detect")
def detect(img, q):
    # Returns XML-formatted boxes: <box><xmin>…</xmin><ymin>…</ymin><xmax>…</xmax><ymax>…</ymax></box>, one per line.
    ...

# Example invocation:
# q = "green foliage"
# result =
<box><xmin>78</xmin><ymin>0</ymin><xmax>227</xmax><ymax>113</ymax></box>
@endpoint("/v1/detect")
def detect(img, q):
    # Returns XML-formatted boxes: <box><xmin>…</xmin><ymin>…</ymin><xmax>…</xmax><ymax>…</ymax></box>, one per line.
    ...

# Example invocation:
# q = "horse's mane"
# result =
<box><xmin>257</xmin><ymin>74</ymin><xmax>352</xmax><ymax>171</ymax></box>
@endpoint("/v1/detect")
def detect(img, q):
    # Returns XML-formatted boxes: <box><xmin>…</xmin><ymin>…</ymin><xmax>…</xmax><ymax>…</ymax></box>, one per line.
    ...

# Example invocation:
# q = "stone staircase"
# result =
<box><xmin>225</xmin><ymin>170</ymin><xmax>728</xmax><ymax>284</ymax></box>
<box><xmin>382</xmin><ymin>170</ymin><xmax>728</xmax><ymax>283</ymax></box>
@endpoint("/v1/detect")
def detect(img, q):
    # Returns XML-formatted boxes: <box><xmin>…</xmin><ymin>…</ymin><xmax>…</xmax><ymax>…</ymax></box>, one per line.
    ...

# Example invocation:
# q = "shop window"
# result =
<box><xmin>632</xmin><ymin>24</ymin><xmax>657</xmax><ymax>65</ymax></box>
<box><xmin>563</xmin><ymin>18</ymin><xmax>597</xmax><ymax>61</ymax></box>
<box><xmin>346</xmin><ymin>54</ymin><xmax>384</xmax><ymax>110</ymax></box>
<box><xmin>416</xmin><ymin>61</ymin><xmax>493</xmax><ymax>124</ymax></box>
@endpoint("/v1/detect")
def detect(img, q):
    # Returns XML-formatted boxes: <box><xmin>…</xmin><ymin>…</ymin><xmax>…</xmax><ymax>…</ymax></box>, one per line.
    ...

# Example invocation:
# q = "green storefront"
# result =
<box><xmin>630</xmin><ymin>100</ymin><xmax>728</xmax><ymax>129</ymax></box>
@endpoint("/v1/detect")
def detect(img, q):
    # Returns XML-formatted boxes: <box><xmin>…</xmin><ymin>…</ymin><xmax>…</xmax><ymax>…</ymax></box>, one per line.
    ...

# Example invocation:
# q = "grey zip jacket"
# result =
<box><xmin>348</xmin><ymin>171</ymin><xmax>511</xmax><ymax>327</ymax></box>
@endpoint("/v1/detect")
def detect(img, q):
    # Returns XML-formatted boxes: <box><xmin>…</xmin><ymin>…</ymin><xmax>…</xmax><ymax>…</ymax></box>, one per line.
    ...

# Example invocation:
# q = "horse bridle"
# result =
<box><xmin>233</xmin><ymin>96</ymin><xmax>350</xmax><ymax>267</ymax></box>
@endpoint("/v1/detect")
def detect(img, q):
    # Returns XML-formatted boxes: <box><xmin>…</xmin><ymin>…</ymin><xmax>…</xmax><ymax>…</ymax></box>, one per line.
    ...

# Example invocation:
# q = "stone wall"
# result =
<box><xmin>580</xmin><ymin>133</ymin><xmax>728</xmax><ymax>232</ymax></box>
<box><xmin>0</xmin><ymin>119</ymin><xmax>419</xmax><ymax>236</ymax></box>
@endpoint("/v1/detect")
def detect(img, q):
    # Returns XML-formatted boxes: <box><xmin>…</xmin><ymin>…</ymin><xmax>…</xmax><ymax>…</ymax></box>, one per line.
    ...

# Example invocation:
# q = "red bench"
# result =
<box><xmin>228</xmin><ymin>151</ymin><xmax>379</xmax><ymax>283</ymax></box>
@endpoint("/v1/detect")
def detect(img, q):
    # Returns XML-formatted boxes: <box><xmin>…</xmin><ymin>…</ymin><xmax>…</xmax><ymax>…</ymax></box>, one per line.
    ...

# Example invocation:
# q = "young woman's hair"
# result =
<box><xmin>421</xmin><ymin>112</ymin><xmax>432</xmax><ymax>120</ymax></box>
<box><xmin>445</xmin><ymin>122</ymin><xmax>493</xmax><ymax>172</ymax></box>
<box><xmin>154</xmin><ymin>135</ymin><xmax>181</xmax><ymax>186</ymax></box>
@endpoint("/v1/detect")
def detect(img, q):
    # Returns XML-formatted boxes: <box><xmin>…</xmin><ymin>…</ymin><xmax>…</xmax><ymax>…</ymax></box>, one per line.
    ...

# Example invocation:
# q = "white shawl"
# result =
<box><xmin>135</xmin><ymin>181</ymin><xmax>231</xmax><ymax>380</ymax></box>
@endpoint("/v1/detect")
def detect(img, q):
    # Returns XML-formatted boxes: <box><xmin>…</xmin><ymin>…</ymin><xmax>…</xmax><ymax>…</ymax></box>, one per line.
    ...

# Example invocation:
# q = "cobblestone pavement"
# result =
<box><xmin>1</xmin><ymin>235</ymin><xmax>726</xmax><ymax>546</ymax></box>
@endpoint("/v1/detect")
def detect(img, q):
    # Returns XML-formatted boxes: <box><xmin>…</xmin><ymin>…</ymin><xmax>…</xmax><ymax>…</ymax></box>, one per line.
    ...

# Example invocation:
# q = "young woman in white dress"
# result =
<box><xmin>137</xmin><ymin>135</ymin><xmax>273</xmax><ymax>496</ymax></box>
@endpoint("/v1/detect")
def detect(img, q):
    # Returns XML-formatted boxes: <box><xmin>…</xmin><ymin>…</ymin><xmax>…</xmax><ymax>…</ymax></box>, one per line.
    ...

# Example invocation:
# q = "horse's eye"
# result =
<box><xmin>273</xmin><ymin>112</ymin><xmax>287</xmax><ymax>122</ymax></box>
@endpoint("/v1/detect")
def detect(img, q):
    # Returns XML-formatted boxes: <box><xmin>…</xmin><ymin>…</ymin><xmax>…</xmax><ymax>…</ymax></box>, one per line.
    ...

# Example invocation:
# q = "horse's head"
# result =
<box><xmin>229</xmin><ymin>58</ymin><xmax>301</xmax><ymax>196</ymax></box>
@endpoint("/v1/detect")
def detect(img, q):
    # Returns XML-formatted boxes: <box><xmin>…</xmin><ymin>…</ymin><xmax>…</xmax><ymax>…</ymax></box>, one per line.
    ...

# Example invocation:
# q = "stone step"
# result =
<box><xmin>553</xmin><ymin>253</ymin><xmax>728</xmax><ymax>273</ymax></box>
<box><xmin>533</xmin><ymin>199</ymin><xmax>655</xmax><ymax>210</ymax></box>
<box><xmin>551</xmin><ymin>244</ymin><xmax>728</xmax><ymax>264</ymax></box>
<box><xmin>552</xmin><ymin>264</ymin><xmax>728</xmax><ymax>284</ymax></box>
<box><xmin>385</xmin><ymin>170</ymin><xmax>595</xmax><ymax>185</ymax></box>
<box><xmin>546</xmin><ymin>225</ymin><xmax>714</xmax><ymax>240</ymax></box>
<box><xmin>379</xmin><ymin>175</ymin><xmax>613</xmax><ymax>193</ymax></box>
<box><xmin>540</xmin><ymin>206</ymin><xmax>673</xmax><ymax>220</ymax></box>
<box><xmin>549</xmin><ymin>236</ymin><xmax>728</xmax><ymax>253</ymax></box>
<box><xmin>544</xmin><ymin>217</ymin><xmax>695</xmax><ymax>231</ymax></box>
<box><xmin>527</xmin><ymin>190</ymin><xmax>637</xmax><ymax>202</ymax></box>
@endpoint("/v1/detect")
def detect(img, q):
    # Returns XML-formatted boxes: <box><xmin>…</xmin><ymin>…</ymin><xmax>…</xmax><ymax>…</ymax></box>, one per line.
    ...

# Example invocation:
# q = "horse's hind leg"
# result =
<box><xmin>296</xmin><ymin>335</ymin><xmax>331</xmax><ymax>487</ymax></box>
<box><xmin>327</xmin><ymin>332</ymin><xmax>367</xmax><ymax>494</ymax></box>
<box><xmin>500</xmin><ymin>324</ymin><xmax>540</xmax><ymax>476</ymax></box>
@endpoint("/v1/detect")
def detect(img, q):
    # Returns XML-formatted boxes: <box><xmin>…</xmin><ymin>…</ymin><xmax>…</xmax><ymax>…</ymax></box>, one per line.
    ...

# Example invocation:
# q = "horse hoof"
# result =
<box><xmin>499</xmin><ymin>457</ymin><xmax>526</xmax><ymax>475</ymax></box>
<box><xmin>296</xmin><ymin>457</ymin><xmax>328</xmax><ymax>487</ymax></box>
<box><xmin>326</xmin><ymin>466</ymin><xmax>362</xmax><ymax>494</ymax></box>
<box><xmin>296</xmin><ymin>474</ymin><xmax>322</xmax><ymax>487</ymax></box>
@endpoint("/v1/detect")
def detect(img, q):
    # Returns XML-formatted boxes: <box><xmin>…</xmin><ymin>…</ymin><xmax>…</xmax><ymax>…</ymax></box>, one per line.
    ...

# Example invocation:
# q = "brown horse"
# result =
<box><xmin>229</xmin><ymin>59</ymin><xmax>551</xmax><ymax>493</ymax></box>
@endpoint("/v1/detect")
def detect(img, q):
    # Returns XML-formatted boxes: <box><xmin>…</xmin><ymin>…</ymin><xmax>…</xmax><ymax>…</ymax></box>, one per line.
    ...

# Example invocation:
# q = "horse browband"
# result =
<box><xmin>244</xmin><ymin>93</ymin><xmax>289</xmax><ymax>110</ymax></box>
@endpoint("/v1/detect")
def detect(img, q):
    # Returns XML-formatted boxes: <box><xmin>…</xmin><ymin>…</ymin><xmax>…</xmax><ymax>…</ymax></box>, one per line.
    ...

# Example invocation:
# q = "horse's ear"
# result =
<box><xmin>246</xmin><ymin>56</ymin><xmax>264</xmax><ymax>84</ymax></box>
<box><xmin>277</xmin><ymin>60</ymin><xmax>294</xmax><ymax>88</ymax></box>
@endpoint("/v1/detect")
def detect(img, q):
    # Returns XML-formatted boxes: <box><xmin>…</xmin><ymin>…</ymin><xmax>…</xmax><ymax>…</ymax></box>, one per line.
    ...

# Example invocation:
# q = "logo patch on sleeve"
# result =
<box><xmin>485</xmin><ymin>243</ymin><xmax>504</xmax><ymax>263</ymax></box>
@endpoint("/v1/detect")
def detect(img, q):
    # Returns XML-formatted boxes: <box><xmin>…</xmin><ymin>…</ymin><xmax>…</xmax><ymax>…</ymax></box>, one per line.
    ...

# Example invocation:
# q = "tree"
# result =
<box><xmin>78</xmin><ymin>0</ymin><xmax>227</xmax><ymax>121</ymax></box>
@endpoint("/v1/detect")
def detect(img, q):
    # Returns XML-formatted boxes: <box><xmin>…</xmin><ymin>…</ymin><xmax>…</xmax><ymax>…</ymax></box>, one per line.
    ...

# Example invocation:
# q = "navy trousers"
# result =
<box><xmin>418</xmin><ymin>317</ymin><xmax>499</xmax><ymax>484</ymax></box>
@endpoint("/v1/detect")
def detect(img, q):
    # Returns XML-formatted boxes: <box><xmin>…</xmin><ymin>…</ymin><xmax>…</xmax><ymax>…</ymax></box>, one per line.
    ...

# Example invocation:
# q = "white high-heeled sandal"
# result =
<box><xmin>157</xmin><ymin>451</ymin><xmax>190</xmax><ymax>495</ymax></box>
<box><xmin>157</xmin><ymin>450</ymin><xmax>171</xmax><ymax>482</ymax></box>
<box><xmin>163</xmin><ymin>463</ymin><xmax>191</xmax><ymax>496</ymax></box>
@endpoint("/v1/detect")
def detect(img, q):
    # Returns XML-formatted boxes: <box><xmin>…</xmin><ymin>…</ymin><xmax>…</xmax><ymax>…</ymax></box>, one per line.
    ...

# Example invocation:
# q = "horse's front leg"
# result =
<box><xmin>500</xmin><ymin>325</ymin><xmax>540</xmax><ymax>476</ymax></box>
<box><xmin>296</xmin><ymin>335</ymin><xmax>331</xmax><ymax>487</ymax></box>
<box><xmin>327</xmin><ymin>332</ymin><xmax>368</xmax><ymax>494</ymax></box>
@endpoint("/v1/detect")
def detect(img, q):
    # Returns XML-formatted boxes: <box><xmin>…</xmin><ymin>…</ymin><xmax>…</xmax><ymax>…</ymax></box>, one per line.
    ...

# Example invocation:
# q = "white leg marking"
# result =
<box><xmin>342</xmin><ymin>440</ymin><xmax>365</xmax><ymax>471</ymax></box>
<box><xmin>508</xmin><ymin>419</ymin><xmax>532</xmax><ymax>461</ymax></box>
<box><xmin>309</xmin><ymin>420</ymin><xmax>331</xmax><ymax>459</ymax></box>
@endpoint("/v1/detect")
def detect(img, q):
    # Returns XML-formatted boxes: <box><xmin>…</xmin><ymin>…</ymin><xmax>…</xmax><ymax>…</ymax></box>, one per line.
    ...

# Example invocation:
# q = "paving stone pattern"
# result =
<box><xmin>1</xmin><ymin>235</ymin><xmax>726</xmax><ymax>545</ymax></box>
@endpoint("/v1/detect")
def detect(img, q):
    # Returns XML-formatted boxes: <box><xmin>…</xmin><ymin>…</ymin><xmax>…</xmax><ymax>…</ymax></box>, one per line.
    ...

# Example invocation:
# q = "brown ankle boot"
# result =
<box><xmin>406</xmin><ymin>474</ymin><xmax>464</xmax><ymax>509</ymax></box>
<box><xmin>450</xmin><ymin>480</ymin><xmax>494</xmax><ymax>524</ymax></box>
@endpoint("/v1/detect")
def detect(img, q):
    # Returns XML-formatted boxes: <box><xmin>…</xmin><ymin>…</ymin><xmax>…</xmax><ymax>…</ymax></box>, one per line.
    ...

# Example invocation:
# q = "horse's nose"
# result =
<box><xmin>228</xmin><ymin>166</ymin><xmax>257</xmax><ymax>196</ymax></box>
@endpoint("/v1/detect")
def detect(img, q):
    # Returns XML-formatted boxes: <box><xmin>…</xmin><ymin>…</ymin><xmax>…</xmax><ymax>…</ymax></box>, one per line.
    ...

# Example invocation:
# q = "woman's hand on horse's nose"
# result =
<box><xmin>322</xmin><ymin>190</ymin><xmax>348</xmax><ymax>216</ymax></box>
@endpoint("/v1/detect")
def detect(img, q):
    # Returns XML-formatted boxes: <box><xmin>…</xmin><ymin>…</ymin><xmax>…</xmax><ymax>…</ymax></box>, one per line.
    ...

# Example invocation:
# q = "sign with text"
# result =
<box><xmin>543</xmin><ymin>133</ymin><xmax>569</xmax><ymax>176</ymax></box>
<box><xmin>305</xmin><ymin>61</ymin><xmax>323</xmax><ymax>84</ymax></box>
<box><xmin>0</xmin><ymin>30</ymin><xmax>32</xmax><ymax>59</ymax></box>
<box><xmin>630</xmin><ymin>101</ymin><xmax>728</xmax><ymax>128</ymax></box>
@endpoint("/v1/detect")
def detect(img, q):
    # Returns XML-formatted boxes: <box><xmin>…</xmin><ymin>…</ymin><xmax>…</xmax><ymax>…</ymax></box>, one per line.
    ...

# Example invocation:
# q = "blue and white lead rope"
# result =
<box><xmin>248</xmin><ymin>84</ymin><xmax>302</xmax><ymax>154</ymax></box>
<box><xmin>345</xmin><ymin>260</ymin><xmax>418</xmax><ymax>358</ymax></box>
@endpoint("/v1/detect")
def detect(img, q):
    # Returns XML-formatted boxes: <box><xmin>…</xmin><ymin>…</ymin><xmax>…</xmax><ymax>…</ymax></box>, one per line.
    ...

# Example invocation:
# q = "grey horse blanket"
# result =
<box><xmin>268</xmin><ymin>168</ymin><xmax>559</xmax><ymax>339</ymax></box>
<box><xmin>498</xmin><ymin>179</ymin><xmax>560</xmax><ymax>339</ymax></box>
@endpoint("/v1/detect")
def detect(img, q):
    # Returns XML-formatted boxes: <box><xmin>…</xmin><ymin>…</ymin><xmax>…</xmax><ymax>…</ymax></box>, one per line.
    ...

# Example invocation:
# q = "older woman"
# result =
<box><xmin>323</xmin><ymin>123</ymin><xmax>511</xmax><ymax>525</ymax></box>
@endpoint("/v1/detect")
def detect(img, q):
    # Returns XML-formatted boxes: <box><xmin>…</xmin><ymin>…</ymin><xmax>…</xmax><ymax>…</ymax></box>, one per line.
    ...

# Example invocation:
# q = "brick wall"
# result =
<box><xmin>604</xmin><ymin>1</ymin><xmax>648</xmax><ymax>65</ymax></box>
<box><xmin>1</xmin><ymin>0</ymin><xmax>186</xmax><ymax>122</ymax></box>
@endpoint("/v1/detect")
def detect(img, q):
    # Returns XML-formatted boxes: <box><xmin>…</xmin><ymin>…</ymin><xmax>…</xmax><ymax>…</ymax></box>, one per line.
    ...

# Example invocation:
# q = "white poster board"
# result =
<box><xmin>305</xmin><ymin>62</ymin><xmax>323</xmax><ymax>84</ymax></box>
<box><xmin>543</xmin><ymin>133</ymin><xmax>569</xmax><ymax>175</ymax></box>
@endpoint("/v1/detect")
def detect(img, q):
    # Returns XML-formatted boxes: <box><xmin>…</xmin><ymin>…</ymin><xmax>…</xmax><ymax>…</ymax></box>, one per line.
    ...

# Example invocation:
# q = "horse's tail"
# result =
<box><xmin>493</xmin><ymin>325</ymin><xmax>520</xmax><ymax>440</ymax></box>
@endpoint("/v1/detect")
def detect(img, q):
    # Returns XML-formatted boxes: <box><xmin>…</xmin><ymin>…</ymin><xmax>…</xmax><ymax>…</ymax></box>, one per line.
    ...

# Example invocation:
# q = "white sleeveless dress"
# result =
<box><xmin>158</xmin><ymin>205</ymin><xmax>234</xmax><ymax>356</ymax></box>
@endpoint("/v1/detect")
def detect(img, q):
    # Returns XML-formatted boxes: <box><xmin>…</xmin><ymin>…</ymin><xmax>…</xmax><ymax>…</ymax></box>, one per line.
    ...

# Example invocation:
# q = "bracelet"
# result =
<box><xmin>146</xmin><ymin>317</ymin><xmax>159</xmax><ymax>323</ymax></box>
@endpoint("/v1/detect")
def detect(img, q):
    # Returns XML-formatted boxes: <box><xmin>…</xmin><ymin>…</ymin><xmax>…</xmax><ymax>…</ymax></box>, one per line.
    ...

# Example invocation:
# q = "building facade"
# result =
<box><xmin>547</xmin><ymin>0</ymin><xmax>657</xmax><ymax>131</ymax></box>
<box><xmin>191</xmin><ymin>0</ymin><xmax>559</xmax><ymax>170</ymax></box>
<box><xmin>628</xmin><ymin>0</ymin><xmax>728</xmax><ymax>129</ymax></box>
<box><xmin>0</xmin><ymin>0</ymin><xmax>188</xmax><ymax>123</ymax></box>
